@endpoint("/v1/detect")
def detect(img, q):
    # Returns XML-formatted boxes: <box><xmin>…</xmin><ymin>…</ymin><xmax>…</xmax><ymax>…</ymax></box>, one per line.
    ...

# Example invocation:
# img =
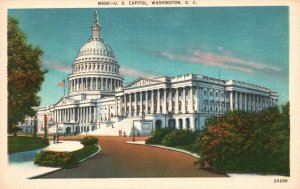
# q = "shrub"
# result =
<box><xmin>145</xmin><ymin>128</ymin><xmax>172</xmax><ymax>144</ymax></box>
<box><xmin>34</xmin><ymin>151</ymin><xmax>77</xmax><ymax>168</ymax></box>
<box><xmin>80</xmin><ymin>136</ymin><xmax>98</xmax><ymax>146</ymax></box>
<box><xmin>161</xmin><ymin>130</ymin><xmax>199</xmax><ymax>147</ymax></box>
<box><xmin>195</xmin><ymin>103</ymin><xmax>290</xmax><ymax>176</ymax></box>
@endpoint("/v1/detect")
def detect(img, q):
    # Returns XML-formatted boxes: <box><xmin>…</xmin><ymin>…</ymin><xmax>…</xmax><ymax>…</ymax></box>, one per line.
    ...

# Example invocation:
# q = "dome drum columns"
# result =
<box><xmin>68</xmin><ymin>76</ymin><xmax>123</xmax><ymax>93</ymax></box>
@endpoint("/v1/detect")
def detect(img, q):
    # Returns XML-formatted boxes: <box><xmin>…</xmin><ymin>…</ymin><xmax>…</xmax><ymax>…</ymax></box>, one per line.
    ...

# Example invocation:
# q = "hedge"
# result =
<box><xmin>80</xmin><ymin>136</ymin><xmax>98</xmax><ymax>146</ymax></box>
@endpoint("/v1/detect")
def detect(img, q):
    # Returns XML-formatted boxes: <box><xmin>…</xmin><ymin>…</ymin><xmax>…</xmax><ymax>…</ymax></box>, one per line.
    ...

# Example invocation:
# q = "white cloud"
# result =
<box><xmin>120</xmin><ymin>66</ymin><xmax>158</xmax><ymax>78</ymax></box>
<box><xmin>159</xmin><ymin>49</ymin><xmax>282</xmax><ymax>74</ymax></box>
<box><xmin>42</xmin><ymin>60</ymin><xmax>71</xmax><ymax>73</ymax></box>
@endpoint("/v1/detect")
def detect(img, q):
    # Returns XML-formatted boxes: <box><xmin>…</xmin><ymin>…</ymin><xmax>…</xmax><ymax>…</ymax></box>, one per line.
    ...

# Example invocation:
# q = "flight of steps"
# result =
<box><xmin>84</xmin><ymin>117</ymin><xmax>141</xmax><ymax>136</ymax></box>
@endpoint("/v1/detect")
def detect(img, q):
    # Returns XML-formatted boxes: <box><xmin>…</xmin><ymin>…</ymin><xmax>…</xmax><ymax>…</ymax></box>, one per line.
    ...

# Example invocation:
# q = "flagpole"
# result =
<box><xmin>63</xmin><ymin>79</ymin><xmax>66</xmax><ymax>96</ymax></box>
<box><xmin>64</xmin><ymin>80</ymin><xmax>65</xmax><ymax>96</ymax></box>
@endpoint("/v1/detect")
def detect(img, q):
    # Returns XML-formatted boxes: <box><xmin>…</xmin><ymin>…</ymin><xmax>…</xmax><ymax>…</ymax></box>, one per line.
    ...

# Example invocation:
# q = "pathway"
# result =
<box><xmin>40</xmin><ymin>136</ymin><xmax>225</xmax><ymax>178</ymax></box>
<box><xmin>7</xmin><ymin>140</ymin><xmax>84</xmax><ymax>179</ymax></box>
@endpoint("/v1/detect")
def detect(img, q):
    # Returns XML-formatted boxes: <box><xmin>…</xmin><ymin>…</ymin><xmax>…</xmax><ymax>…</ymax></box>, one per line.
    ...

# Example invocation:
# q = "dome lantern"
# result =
<box><xmin>91</xmin><ymin>11</ymin><xmax>101</xmax><ymax>41</ymax></box>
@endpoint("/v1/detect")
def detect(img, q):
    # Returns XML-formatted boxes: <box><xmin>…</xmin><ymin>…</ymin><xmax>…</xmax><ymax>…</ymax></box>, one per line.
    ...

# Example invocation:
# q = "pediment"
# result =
<box><xmin>54</xmin><ymin>97</ymin><xmax>75</xmax><ymax>106</ymax></box>
<box><xmin>125</xmin><ymin>77</ymin><xmax>162</xmax><ymax>88</ymax></box>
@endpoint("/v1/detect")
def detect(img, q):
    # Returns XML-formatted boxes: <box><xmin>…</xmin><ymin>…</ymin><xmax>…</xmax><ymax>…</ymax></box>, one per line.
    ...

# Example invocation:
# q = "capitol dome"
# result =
<box><xmin>68</xmin><ymin>11</ymin><xmax>124</xmax><ymax>98</ymax></box>
<box><xmin>77</xmin><ymin>39</ymin><xmax>115</xmax><ymax>60</ymax></box>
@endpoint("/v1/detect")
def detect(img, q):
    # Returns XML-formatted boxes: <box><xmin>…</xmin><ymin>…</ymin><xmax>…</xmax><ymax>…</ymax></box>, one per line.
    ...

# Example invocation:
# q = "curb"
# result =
<box><xmin>125</xmin><ymin>141</ymin><xmax>200</xmax><ymax>159</ymax></box>
<box><xmin>78</xmin><ymin>144</ymin><xmax>101</xmax><ymax>163</ymax></box>
<box><xmin>29</xmin><ymin>144</ymin><xmax>101</xmax><ymax>179</ymax></box>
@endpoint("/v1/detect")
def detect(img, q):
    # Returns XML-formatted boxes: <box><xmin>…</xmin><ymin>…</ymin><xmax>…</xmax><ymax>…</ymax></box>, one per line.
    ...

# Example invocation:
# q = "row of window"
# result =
<box><xmin>73</xmin><ymin>63</ymin><xmax>119</xmax><ymax>74</ymax></box>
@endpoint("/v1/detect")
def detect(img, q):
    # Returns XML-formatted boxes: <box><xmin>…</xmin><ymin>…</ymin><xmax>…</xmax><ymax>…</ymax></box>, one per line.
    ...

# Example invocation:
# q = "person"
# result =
<box><xmin>53</xmin><ymin>133</ymin><xmax>57</xmax><ymax>144</ymax></box>
<box><xmin>57</xmin><ymin>133</ymin><xmax>60</xmax><ymax>143</ymax></box>
<box><xmin>123</xmin><ymin>131</ymin><xmax>126</xmax><ymax>137</ymax></box>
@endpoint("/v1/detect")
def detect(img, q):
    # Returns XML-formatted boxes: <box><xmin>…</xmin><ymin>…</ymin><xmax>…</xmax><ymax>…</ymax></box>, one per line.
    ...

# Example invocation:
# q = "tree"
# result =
<box><xmin>195</xmin><ymin>103</ymin><xmax>290</xmax><ymax>175</ymax></box>
<box><xmin>8</xmin><ymin>16</ymin><xmax>47</xmax><ymax>133</ymax></box>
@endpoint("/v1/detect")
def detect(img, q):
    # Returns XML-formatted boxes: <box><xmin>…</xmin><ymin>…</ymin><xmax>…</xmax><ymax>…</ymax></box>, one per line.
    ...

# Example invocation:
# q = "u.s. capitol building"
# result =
<box><xmin>36</xmin><ymin>12</ymin><xmax>278</xmax><ymax>136</ymax></box>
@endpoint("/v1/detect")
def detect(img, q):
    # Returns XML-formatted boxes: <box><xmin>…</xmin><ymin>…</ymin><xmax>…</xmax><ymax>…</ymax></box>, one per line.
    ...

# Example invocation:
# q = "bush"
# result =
<box><xmin>145</xmin><ymin>128</ymin><xmax>172</xmax><ymax>144</ymax></box>
<box><xmin>195</xmin><ymin>103</ymin><xmax>290</xmax><ymax>176</ymax></box>
<box><xmin>80</xmin><ymin>136</ymin><xmax>98</xmax><ymax>146</ymax></box>
<box><xmin>161</xmin><ymin>130</ymin><xmax>201</xmax><ymax>147</ymax></box>
<box><xmin>34</xmin><ymin>151</ymin><xmax>77</xmax><ymax>168</ymax></box>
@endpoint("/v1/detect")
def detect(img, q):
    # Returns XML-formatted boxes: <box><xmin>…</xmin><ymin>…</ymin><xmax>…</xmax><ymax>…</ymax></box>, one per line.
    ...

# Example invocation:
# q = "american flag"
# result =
<box><xmin>58</xmin><ymin>80</ymin><xmax>65</xmax><ymax>86</ymax></box>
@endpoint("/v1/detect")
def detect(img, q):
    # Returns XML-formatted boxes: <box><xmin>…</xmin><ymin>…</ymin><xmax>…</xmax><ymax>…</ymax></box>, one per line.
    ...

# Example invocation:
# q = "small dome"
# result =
<box><xmin>76</xmin><ymin>39</ymin><xmax>116</xmax><ymax>60</ymax></box>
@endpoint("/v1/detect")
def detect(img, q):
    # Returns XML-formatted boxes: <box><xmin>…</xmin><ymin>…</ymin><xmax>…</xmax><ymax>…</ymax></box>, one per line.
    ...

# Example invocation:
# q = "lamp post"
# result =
<box><xmin>132</xmin><ymin>120</ymin><xmax>140</xmax><ymax>142</ymax></box>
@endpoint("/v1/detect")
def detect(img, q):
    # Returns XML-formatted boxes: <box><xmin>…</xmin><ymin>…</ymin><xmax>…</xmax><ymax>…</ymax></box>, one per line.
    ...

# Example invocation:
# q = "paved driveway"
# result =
<box><xmin>40</xmin><ymin>136</ymin><xmax>225</xmax><ymax>178</ymax></box>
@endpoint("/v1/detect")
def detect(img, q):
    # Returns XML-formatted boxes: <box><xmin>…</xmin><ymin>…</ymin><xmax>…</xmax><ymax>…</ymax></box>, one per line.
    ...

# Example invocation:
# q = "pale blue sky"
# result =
<box><xmin>8</xmin><ymin>7</ymin><xmax>289</xmax><ymax>106</ymax></box>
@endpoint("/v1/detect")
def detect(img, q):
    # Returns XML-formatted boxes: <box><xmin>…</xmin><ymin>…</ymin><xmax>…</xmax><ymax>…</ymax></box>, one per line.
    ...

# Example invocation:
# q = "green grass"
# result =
<box><xmin>72</xmin><ymin>144</ymin><xmax>99</xmax><ymax>161</ymax></box>
<box><xmin>8</xmin><ymin>136</ymin><xmax>49</xmax><ymax>154</ymax></box>
<box><xmin>34</xmin><ymin>144</ymin><xmax>99</xmax><ymax>168</ymax></box>
<box><xmin>174</xmin><ymin>144</ymin><xmax>196</xmax><ymax>154</ymax></box>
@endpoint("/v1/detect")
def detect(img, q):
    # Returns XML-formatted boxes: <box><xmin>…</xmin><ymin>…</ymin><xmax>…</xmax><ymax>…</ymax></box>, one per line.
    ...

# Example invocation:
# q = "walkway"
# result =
<box><xmin>7</xmin><ymin>140</ymin><xmax>84</xmax><ymax>179</ymax></box>
<box><xmin>41</xmin><ymin>136</ymin><xmax>225</xmax><ymax>178</ymax></box>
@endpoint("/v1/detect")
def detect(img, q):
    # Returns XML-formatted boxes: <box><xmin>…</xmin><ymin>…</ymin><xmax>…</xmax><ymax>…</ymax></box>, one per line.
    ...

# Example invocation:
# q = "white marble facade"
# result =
<box><xmin>35</xmin><ymin>12</ymin><xmax>278</xmax><ymax>135</ymax></box>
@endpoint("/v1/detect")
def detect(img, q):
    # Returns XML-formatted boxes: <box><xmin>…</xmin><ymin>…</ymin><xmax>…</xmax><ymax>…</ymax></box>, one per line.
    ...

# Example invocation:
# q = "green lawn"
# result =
<box><xmin>174</xmin><ymin>144</ymin><xmax>196</xmax><ymax>154</ymax></box>
<box><xmin>72</xmin><ymin>144</ymin><xmax>99</xmax><ymax>161</ymax></box>
<box><xmin>34</xmin><ymin>144</ymin><xmax>99</xmax><ymax>168</ymax></box>
<box><xmin>8</xmin><ymin>136</ymin><xmax>49</xmax><ymax>154</ymax></box>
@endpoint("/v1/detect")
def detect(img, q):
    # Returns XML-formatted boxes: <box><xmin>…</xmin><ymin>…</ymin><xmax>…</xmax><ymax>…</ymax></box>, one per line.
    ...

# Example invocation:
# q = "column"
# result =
<box><xmin>78</xmin><ymin>78</ymin><xmax>82</xmax><ymax>91</ymax></box>
<box><xmin>76</xmin><ymin>78</ymin><xmax>78</xmax><ymax>91</ymax></box>
<box><xmin>129</xmin><ymin>93</ymin><xmax>132</xmax><ymax>116</ymax></box>
<box><xmin>86</xmin><ymin>107</ymin><xmax>88</xmax><ymax>122</ymax></box>
<box><xmin>145</xmin><ymin>91</ymin><xmax>148</xmax><ymax>114</ymax></box>
<box><xmin>106</xmin><ymin>78</ymin><xmax>109</xmax><ymax>90</ymax></box>
<box><xmin>90</xmin><ymin>77</ymin><xmax>93</xmax><ymax>90</ymax></box>
<box><xmin>234</xmin><ymin>91</ymin><xmax>238</xmax><ymax>110</ymax></box>
<box><xmin>77</xmin><ymin>107</ymin><xmax>79</xmax><ymax>122</ymax></box>
<box><xmin>60</xmin><ymin>109</ymin><xmax>62</xmax><ymax>122</ymax></box>
<box><xmin>230</xmin><ymin>91</ymin><xmax>233</xmax><ymax>111</ymax></box>
<box><xmin>83</xmin><ymin>107</ymin><xmax>86</xmax><ymax>122</ymax></box>
<box><xmin>94</xmin><ymin>106</ymin><xmax>97</xmax><ymax>122</ymax></box>
<box><xmin>81</xmin><ymin>108</ymin><xmax>84</xmax><ymax>122</ymax></box>
<box><xmin>244</xmin><ymin>93</ymin><xmax>247</xmax><ymax>111</ymax></box>
<box><xmin>56</xmin><ymin>110</ymin><xmax>58</xmax><ymax>123</ymax></box>
<box><xmin>189</xmin><ymin>87</ymin><xmax>193</xmax><ymax>112</ymax></box>
<box><xmin>99</xmin><ymin>77</ymin><xmax>102</xmax><ymax>90</ymax></box>
<box><xmin>238</xmin><ymin>92</ymin><xmax>242</xmax><ymax>110</ymax></box>
<box><xmin>113</xmin><ymin>79</ymin><xmax>115</xmax><ymax>90</ymax></box>
<box><xmin>115</xmin><ymin>97</ymin><xmax>118</xmax><ymax>116</ymax></box>
<box><xmin>198</xmin><ymin>88</ymin><xmax>203</xmax><ymax>112</ymax></box>
<box><xmin>151</xmin><ymin>90</ymin><xmax>155</xmax><ymax>113</ymax></box>
<box><xmin>88</xmin><ymin>107</ymin><xmax>91</xmax><ymax>122</ymax></box>
<box><xmin>134</xmin><ymin>92</ymin><xmax>137</xmax><ymax>116</ymax></box>
<box><xmin>157</xmin><ymin>89</ymin><xmax>161</xmax><ymax>113</ymax></box>
<box><xmin>218</xmin><ymin>90</ymin><xmax>221</xmax><ymax>113</ymax></box>
<box><xmin>140</xmin><ymin>92</ymin><xmax>143</xmax><ymax>116</ymax></box>
<box><xmin>66</xmin><ymin>109</ymin><xmax>68</xmax><ymax>122</ymax></box>
<box><xmin>69</xmin><ymin>80</ymin><xmax>71</xmax><ymax>92</ymax></box>
<box><xmin>163</xmin><ymin>88</ymin><xmax>167</xmax><ymax>114</ymax></box>
<box><xmin>60</xmin><ymin>109</ymin><xmax>63</xmax><ymax>122</ymax></box>
<box><xmin>252</xmin><ymin>94</ymin><xmax>256</xmax><ymax>112</ymax></box>
<box><xmin>82</xmin><ymin>77</ymin><xmax>84</xmax><ymax>91</ymax></box>
<box><xmin>190</xmin><ymin>117</ymin><xmax>195</xmax><ymax>131</ymax></box>
<box><xmin>124</xmin><ymin>94</ymin><xmax>127</xmax><ymax>116</ymax></box>
<box><xmin>175</xmin><ymin>88</ymin><xmax>179</xmax><ymax>114</ymax></box>
<box><xmin>168</xmin><ymin>89</ymin><xmax>172</xmax><ymax>112</ymax></box>
<box><xmin>182</xmin><ymin>87</ymin><xmax>186</xmax><ymax>113</ymax></box>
